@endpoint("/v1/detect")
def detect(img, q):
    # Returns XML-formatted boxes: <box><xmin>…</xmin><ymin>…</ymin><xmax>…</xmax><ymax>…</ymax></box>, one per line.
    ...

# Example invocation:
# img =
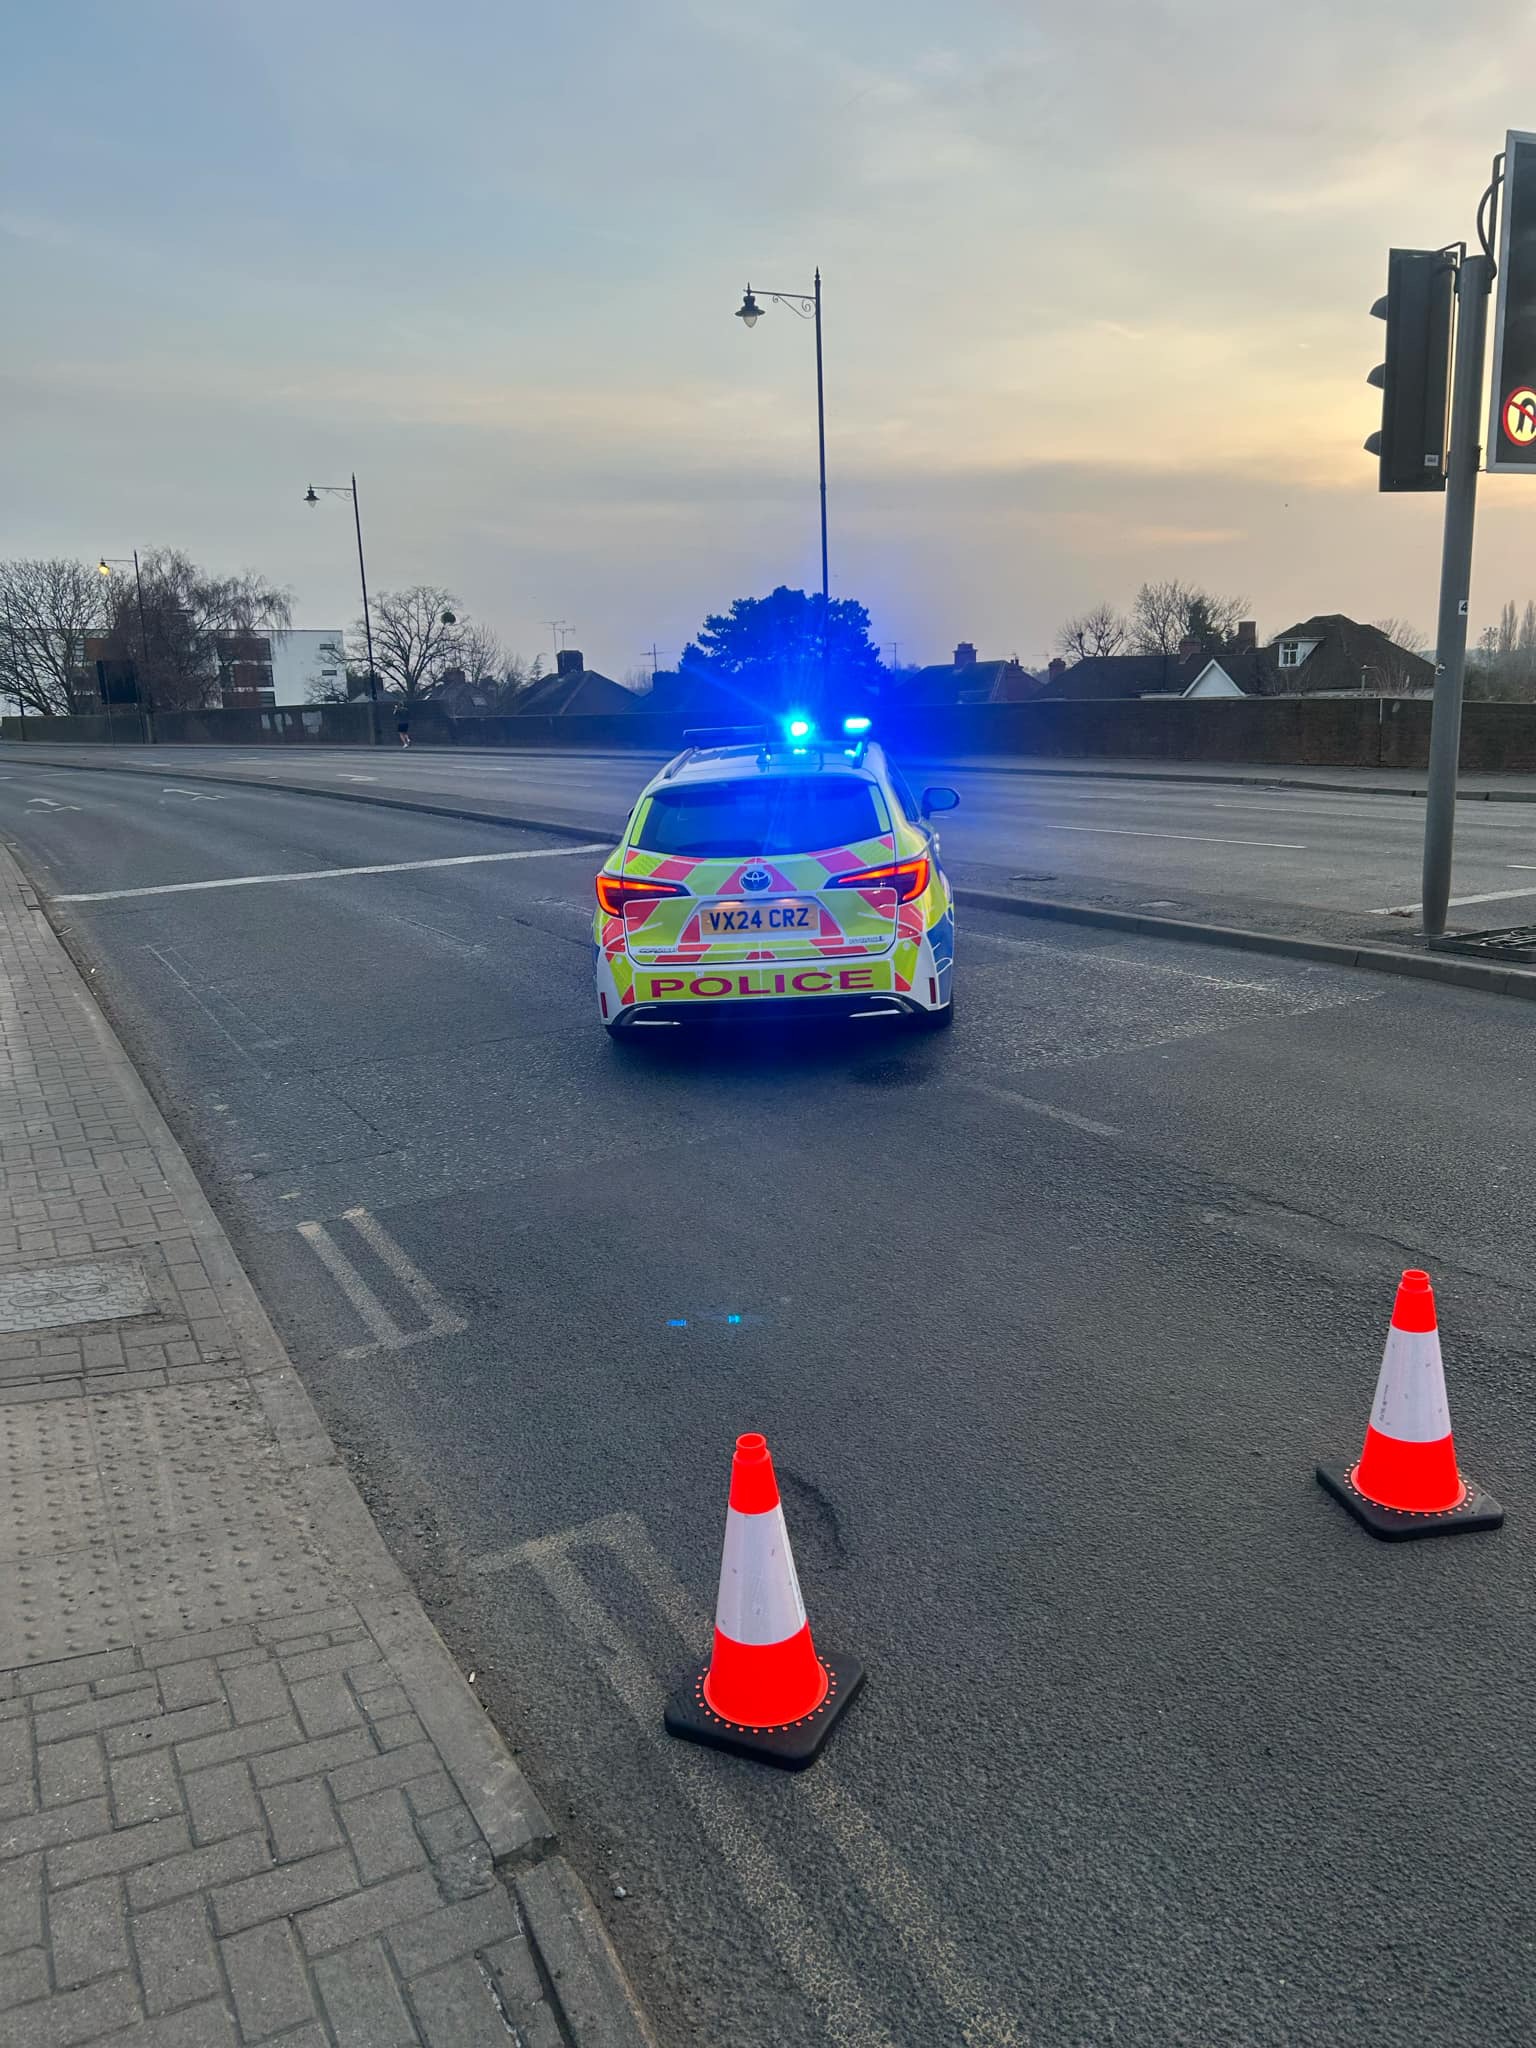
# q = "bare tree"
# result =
<box><xmin>352</xmin><ymin>586</ymin><xmax>463</xmax><ymax>701</ymax></box>
<box><xmin>98</xmin><ymin>549</ymin><xmax>291</xmax><ymax>711</ymax></box>
<box><xmin>1372</xmin><ymin>617</ymin><xmax>1428</xmax><ymax>657</ymax></box>
<box><xmin>449</xmin><ymin>620</ymin><xmax>507</xmax><ymax>690</ymax></box>
<box><xmin>1054</xmin><ymin>603</ymin><xmax>1129</xmax><ymax>662</ymax></box>
<box><xmin>621</xmin><ymin>666</ymin><xmax>654</xmax><ymax>694</ymax></box>
<box><xmin>1129</xmin><ymin>579</ymin><xmax>1250</xmax><ymax>657</ymax></box>
<box><xmin>0</xmin><ymin>559</ymin><xmax>105</xmax><ymax>715</ymax></box>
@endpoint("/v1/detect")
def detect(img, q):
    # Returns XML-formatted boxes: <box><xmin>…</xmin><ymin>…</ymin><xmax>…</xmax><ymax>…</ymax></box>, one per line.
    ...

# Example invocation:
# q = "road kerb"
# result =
<box><xmin>953</xmin><ymin>887</ymin><xmax>1536</xmax><ymax>1000</ymax></box>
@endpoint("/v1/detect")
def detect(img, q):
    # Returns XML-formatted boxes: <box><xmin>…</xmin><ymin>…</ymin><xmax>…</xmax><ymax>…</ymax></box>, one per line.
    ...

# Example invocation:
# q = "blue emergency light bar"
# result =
<box><xmin>842</xmin><ymin>715</ymin><xmax>872</xmax><ymax>734</ymax></box>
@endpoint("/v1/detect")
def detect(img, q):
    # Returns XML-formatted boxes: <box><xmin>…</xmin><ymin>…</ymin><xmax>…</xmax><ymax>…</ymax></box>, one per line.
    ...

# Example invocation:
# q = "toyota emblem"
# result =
<box><xmin>740</xmin><ymin>867</ymin><xmax>772</xmax><ymax>893</ymax></box>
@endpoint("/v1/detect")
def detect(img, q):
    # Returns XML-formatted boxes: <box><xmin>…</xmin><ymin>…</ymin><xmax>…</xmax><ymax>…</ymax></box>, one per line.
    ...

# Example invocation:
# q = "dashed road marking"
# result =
<box><xmin>964</xmin><ymin>1082</ymin><xmax>1122</xmax><ymax>1138</ymax></box>
<box><xmin>1040</xmin><ymin>823</ymin><xmax>1306</xmax><ymax>849</ymax></box>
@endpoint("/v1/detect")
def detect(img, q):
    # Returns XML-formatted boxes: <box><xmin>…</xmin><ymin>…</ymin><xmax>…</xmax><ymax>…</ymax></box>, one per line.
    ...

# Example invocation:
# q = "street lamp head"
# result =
<box><xmin>735</xmin><ymin>287</ymin><xmax>762</xmax><ymax>330</ymax></box>
<box><xmin>97</xmin><ymin>559</ymin><xmax>111</xmax><ymax>577</ymax></box>
<box><xmin>303</xmin><ymin>486</ymin><xmax>319</xmax><ymax>506</ymax></box>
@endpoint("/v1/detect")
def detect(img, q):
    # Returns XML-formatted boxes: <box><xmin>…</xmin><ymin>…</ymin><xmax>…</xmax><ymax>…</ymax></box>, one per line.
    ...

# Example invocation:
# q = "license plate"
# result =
<box><xmin>701</xmin><ymin>897</ymin><xmax>819</xmax><ymax>937</ymax></box>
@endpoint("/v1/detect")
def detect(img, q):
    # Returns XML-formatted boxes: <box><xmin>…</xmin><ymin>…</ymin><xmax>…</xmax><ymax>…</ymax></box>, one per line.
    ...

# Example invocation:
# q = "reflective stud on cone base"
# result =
<box><xmin>664</xmin><ymin>1433</ymin><xmax>864</xmax><ymax>1769</ymax></box>
<box><xmin>1317</xmin><ymin>1269</ymin><xmax>1503</xmax><ymax>1540</ymax></box>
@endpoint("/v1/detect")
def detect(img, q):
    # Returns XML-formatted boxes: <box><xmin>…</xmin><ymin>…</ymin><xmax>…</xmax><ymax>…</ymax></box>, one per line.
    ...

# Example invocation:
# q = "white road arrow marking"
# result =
<box><xmin>161</xmin><ymin>787</ymin><xmax>223</xmax><ymax>801</ymax></box>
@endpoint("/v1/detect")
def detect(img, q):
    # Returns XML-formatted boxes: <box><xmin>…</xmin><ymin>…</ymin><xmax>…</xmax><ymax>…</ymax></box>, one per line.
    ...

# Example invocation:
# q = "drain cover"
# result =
<box><xmin>0</xmin><ymin>1261</ymin><xmax>153</xmax><ymax>1334</ymax></box>
<box><xmin>1429</xmin><ymin>925</ymin><xmax>1536</xmax><ymax>965</ymax></box>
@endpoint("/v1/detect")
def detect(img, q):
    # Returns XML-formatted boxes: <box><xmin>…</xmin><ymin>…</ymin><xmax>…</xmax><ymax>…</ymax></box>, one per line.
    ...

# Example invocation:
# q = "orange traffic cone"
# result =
<box><xmin>1317</xmin><ymin>1268</ymin><xmax>1503</xmax><ymax>1539</ymax></box>
<box><xmin>665</xmin><ymin>1432</ymin><xmax>864</xmax><ymax>1768</ymax></box>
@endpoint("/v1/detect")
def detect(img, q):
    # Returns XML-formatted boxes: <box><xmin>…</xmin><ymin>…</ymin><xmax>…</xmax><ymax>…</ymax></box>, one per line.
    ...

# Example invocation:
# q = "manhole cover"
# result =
<box><xmin>0</xmin><ymin>1261</ymin><xmax>153</xmax><ymax>1334</ymax></box>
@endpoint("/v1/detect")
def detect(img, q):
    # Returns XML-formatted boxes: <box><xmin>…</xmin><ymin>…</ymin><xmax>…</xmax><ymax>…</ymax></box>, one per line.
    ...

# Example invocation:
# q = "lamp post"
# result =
<box><xmin>304</xmin><ymin>476</ymin><xmax>377</xmax><ymax>702</ymax></box>
<box><xmin>735</xmin><ymin>272</ymin><xmax>830</xmax><ymax>704</ymax></box>
<box><xmin>97</xmin><ymin>552</ymin><xmax>154</xmax><ymax>741</ymax></box>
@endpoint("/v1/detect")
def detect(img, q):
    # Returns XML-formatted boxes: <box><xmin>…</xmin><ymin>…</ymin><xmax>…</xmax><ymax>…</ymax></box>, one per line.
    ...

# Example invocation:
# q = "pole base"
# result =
<box><xmin>664</xmin><ymin>1652</ymin><xmax>864</xmax><ymax>1771</ymax></box>
<box><xmin>1316</xmin><ymin>1460</ymin><xmax>1504</xmax><ymax>1540</ymax></box>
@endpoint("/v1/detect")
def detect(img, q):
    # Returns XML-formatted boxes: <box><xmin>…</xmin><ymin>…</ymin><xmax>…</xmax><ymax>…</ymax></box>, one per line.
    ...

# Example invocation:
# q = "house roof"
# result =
<box><xmin>1267</xmin><ymin>615</ymin><xmax>1434</xmax><ymax>694</ymax></box>
<box><xmin>1185</xmin><ymin>649</ymin><xmax>1289</xmax><ymax>697</ymax></box>
<box><xmin>515</xmin><ymin>667</ymin><xmax>639</xmax><ymax>716</ymax></box>
<box><xmin>1043</xmin><ymin>653</ymin><xmax>1202</xmax><ymax>700</ymax></box>
<box><xmin>1051</xmin><ymin>617</ymin><xmax>1434</xmax><ymax>703</ymax></box>
<box><xmin>901</xmin><ymin>658</ymin><xmax>1042</xmax><ymax>705</ymax></box>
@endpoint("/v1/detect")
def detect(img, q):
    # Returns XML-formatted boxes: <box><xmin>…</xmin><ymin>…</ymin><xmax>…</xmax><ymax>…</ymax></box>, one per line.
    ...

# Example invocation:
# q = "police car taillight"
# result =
<box><xmin>826</xmin><ymin>855</ymin><xmax>929</xmax><ymax>904</ymax></box>
<box><xmin>595</xmin><ymin>871</ymin><xmax>688</xmax><ymax>917</ymax></box>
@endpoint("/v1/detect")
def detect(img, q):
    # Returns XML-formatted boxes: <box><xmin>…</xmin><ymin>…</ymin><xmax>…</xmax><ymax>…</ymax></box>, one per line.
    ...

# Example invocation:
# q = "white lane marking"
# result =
<box><xmin>339</xmin><ymin>774</ymin><xmax>379</xmax><ymax>782</ymax></box>
<box><xmin>25</xmin><ymin>796</ymin><xmax>81</xmax><ymax>811</ymax></box>
<box><xmin>342</xmin><ymin>1206</ymin><xmax>464</xmax><ymax>1337</ymax></box>
<box><xmin>481</xmin><ymin>1511</ymin><xmax>1022</xmax><ymax>2048</ymax></box>
<box><xmin>964</xmin><ymin>1082</ymin><xmax>1121</xmax><ymax>1138</ymax></box>
<box><xmin>161</xmin><ymin>786</ymin><xmax>223</xmax><ymax>801</ymax></box>
<box><xmin>298</xmin><ymin>1221</ymin><xmax>403</xmax><ymax>1350</ymax></box>
<box><xmin>1369</xmin><ymin>876</ymin><xmax>1536</xmax><ymax>914</ymax></box>
<box><xmin>1036</xmin><ymin>823</ymin><xmax>1306</xmax><ymax>849</ymax></box>
<box><xmin>298</xmin><ymin>1208</ymin><xmax>466</xmax><ymax>1359</ymax></box>
<box><xmin>53</xmin><ymin>842</ymin><xmax>608</xmax><ymax>904</ymax></box>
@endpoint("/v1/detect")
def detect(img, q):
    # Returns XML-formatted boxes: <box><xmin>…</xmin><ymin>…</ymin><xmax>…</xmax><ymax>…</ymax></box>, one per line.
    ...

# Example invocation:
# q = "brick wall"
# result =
<box><xmin>12</xmin><ymin>695</ymin><xmax>1536</xmax><ymax>770</ymax></box>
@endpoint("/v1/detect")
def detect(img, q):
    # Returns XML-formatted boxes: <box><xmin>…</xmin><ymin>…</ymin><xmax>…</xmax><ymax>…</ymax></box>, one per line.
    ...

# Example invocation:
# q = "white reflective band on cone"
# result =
<box><xmin>714</xmin><ymin>1504</ymin><xmax>809</xmax><ymax>1646</ymax></box>
<box><xmin>1370</xmin><ymin>1325</ymin><xmax>1454</xmax><ymax>1443</ymax></box>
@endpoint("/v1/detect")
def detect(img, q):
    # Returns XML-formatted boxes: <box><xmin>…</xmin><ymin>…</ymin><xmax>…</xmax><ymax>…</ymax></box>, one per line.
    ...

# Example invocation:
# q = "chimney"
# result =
<box><xmin>1178</xmin><ymin>636</ymin><xmax>1200</xmax><ymax>660</ymax></box>
<box><xmin>954</xmin><ymin>641</ymin><xmax>977</xmax><ymax>669</ymax></box>
<box><xmin>1047</xmin><ymin>657</ymin><xmax>1067</xmax><ymax>685</ymax></box>
<box><xmin>1236</xmin><ymin>619</ymin><xmax>1257</xmax><ymax>651</ymax></box>
<box><xmin>556</xmin><ymin>648</ymin><xmax>584</xmax><ymax>676</ymax></box>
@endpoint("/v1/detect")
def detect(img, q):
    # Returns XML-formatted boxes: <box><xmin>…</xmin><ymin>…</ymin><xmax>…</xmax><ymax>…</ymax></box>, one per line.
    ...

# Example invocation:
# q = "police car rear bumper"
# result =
<box><xmin>614</xmin><ymin>991</ymin><xmax>919</xmax><ymax>1029</ymax></box>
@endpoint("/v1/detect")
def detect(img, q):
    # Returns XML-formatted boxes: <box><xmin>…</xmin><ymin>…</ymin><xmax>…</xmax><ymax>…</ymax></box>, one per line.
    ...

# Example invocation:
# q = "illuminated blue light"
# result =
<box><xmin>785</xmin><ymin>714</ymin><xmax>814</xmax><ymax>740</ymax></box>
<box><xmin>726</xmin><ymin>1314</ymin><xmax>742</xmax><ymax>1324</ymax></box>
<box><xmin>666</xmin><ymin>1317</ymin><xmax>688</xmax><ymax>1328</ymax></box>
<box><xmin>842</xmin><ymin>715</ymin><xmax>872</xmax><ymax>734</ymax></box>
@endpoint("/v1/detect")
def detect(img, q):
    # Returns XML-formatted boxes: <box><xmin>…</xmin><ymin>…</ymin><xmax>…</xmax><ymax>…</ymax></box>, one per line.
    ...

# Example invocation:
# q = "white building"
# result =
<box><xmin>270</xmin><ymin>629</ymin><xmax>347</xmax><ymax>707</ymax></box>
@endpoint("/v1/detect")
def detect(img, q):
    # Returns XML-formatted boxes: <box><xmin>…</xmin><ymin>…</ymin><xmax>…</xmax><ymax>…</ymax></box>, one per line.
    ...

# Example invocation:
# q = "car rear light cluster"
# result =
<box><xmin>826</xmin><ymin>855</ymin><xmax>930</xmax><ymax>905</ymax></box>
<box><xmin>595</xmin><ymin>871</ymin><xmax>688</xmax><ymax>918</ymax></box>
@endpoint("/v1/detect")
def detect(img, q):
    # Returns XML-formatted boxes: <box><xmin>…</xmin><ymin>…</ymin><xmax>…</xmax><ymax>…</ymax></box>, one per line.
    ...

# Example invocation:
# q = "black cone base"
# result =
<box><xmin>664</xmin><ymin>1651</ymin><xmax>865</xmax><ymax>1770</ymax></box>
<box><xmin>1317</xmin><ymin>1461</ymin><xmax>1504</xmax><ymax>1541</ymax></box>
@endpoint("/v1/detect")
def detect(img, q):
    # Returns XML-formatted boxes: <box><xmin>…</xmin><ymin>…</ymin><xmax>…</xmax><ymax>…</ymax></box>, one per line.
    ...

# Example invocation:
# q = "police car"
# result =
<box><xmin>592</xmin><ymin>717</ymin><xmax>957</xmax><ymax>1034</ymax></box>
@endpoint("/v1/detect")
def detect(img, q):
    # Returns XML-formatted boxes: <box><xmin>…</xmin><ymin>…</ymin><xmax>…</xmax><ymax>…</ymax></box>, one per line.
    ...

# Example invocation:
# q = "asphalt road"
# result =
<box><xmin>12</xmin><ymin>738</ymin><xmax>1536</xmax><ymax>940</ymax></box>
<box><xmin>5</xmin><ymin>758</ymin><xmax>1536</xmax><ymax>2048</ymax></box>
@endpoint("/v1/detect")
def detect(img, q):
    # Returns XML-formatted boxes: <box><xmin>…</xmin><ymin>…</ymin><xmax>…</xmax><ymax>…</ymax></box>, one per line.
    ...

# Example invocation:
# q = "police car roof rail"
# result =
<box><xmin>681</xmin><ymin>725</ymin><xmax>770</xmax><ymax>747</ymax></box>
<box><xmin>665</xmin><ymin>724</ymin><xmax>773</xmax><ymax>779</ymax></box>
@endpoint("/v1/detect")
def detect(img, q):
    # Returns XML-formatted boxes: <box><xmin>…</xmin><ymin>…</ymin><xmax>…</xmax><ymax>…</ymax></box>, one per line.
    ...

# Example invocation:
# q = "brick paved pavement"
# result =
<box><xmin>0</xmin><ymin>849</ymin><xmax>653</xmax><ymax>2046</ymax></box>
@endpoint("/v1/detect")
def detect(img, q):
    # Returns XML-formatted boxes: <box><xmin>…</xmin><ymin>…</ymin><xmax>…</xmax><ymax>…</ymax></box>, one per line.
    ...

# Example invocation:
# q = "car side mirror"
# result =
<box><xmin>920</xmin><ymin>786</ymin><xmax>959</xmax><ymax>817</ymax></box>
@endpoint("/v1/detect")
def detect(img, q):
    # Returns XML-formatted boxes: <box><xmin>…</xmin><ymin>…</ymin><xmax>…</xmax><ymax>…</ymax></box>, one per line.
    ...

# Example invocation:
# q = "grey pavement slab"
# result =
<box><xmin>0</xmin><ymin>847</ymin><xmax>651</xmax><ymax>2047</ymax></box>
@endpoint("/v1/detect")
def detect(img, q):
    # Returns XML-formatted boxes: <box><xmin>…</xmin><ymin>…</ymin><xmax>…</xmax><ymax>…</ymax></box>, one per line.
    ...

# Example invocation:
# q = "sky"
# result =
<box><xmin>4</xmin><ymin>0</ymin><xmax>1536</xmax><ymax>674</ymax></box>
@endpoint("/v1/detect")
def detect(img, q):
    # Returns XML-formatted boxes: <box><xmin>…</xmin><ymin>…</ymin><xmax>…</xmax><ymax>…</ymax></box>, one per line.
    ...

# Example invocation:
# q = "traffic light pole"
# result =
<box><xmin>1422</xmin><ymin>251</ymin><xmax>1492</xmax><ymax>937</ymax></box>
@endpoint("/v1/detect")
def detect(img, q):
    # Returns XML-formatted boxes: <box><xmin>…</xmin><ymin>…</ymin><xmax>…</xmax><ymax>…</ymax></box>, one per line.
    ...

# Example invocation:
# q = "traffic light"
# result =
<box><xmin>1365</xmin><ymin>248</ymin><xmax>1453</xmax><ymax>492</ymax></box>
<box><xmin>1488</xmin><ymin>130</ymin><xmax>1536</xmax><ymax>472</ymax></box>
